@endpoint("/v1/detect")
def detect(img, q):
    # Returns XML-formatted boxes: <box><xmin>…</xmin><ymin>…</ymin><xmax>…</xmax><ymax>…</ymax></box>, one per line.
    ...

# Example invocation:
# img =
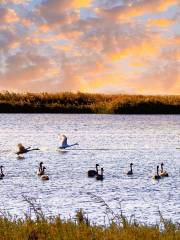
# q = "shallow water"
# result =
<box><xmin>0</xmin><ymin>114</ymin><xmax>179</xmax><ymax>224</ymax></box>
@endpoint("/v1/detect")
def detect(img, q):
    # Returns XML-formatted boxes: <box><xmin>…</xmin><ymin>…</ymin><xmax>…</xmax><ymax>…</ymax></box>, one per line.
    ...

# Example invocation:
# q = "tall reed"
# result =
<box><xmin>0</xmin><ymin>195</ymin><xmax>180</xmax><ymax>239</ymax></box>
<box><xmin>0</xmin><ymin>91</ymin><xmax>179</xmax><ymax>113</ymax></box>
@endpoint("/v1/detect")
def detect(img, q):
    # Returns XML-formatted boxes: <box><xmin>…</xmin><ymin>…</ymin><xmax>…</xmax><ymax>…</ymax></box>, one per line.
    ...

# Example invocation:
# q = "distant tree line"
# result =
<box><xmin>0</xmin><ymin>91</ymin><xmax>179</xmax><ymax>114</ymax></box>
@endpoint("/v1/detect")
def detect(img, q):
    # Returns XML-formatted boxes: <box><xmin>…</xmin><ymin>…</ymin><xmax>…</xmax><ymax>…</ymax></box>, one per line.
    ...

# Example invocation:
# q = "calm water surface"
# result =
<box><xmin>0</xmin><ymin>114</ymin><xmax>179</xmax><ymax>224</ymax></box>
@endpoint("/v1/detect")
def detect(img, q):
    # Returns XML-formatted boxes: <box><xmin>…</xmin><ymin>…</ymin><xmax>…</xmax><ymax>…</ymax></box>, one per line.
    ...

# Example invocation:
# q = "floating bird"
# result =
<box><xmin>96</xmin><ymin>168</ymin><xmax>104</xmax><ymax>181</ymax></box>
<box><xmin>41</xmin><ymin>175</ymin><xmax>49</xmax><ymax>181</ymax></box>
<box><xmin>37</xmin><ymin>162</ymin><xmax>45</xmax><ymax>176</ymax></box>
<box><xmin>59</xmin><ymin>135</ymin><xmax>78</xmax><ymax>149</ymax></box>
<box><xmin>127</xmin><ymin>163</ymin><xmax>133</xmax><ymax>175</ymax></box>
<box><xmin>0</xmin><ymin>166</ymin><xmax>4</xmax><ymax>179</ymax></box>
<box><xmin>16</xmin><ymin>143</ymin><xmax>40</xmax><ymax>155</ymax></box>
<box><xmin>153</xmin><ymin>165</ymin><xmax>161</xmax><ymax>180</ymax></box>
<box><xmin>160</xmin><ymin>163</ymin><xmax>169</xmax><ymax>177</ymax></box>
<box><xmin>36</xmin><ymin>162</ymin><xmax>49</xmax><ymax>180</ymax></box>
<box><xmin>88</xmin><ymin>164</ymin><xmax>99</xmax><ymax>177</ymax></box>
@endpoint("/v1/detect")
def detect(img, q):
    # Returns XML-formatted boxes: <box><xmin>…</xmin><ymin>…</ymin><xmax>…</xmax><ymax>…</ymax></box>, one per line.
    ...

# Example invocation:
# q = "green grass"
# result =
<box><xmin>0</xmin><ymin>91</ymin><xmax>180</xmax><ymax>113</ymax></box>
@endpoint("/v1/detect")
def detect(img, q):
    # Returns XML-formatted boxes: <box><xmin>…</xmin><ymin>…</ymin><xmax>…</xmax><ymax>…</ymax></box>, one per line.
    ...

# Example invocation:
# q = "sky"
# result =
<box><xmin>0</xmin><ymin>0</ymin><xmax>179</xmax><ymax>94</ymax></box>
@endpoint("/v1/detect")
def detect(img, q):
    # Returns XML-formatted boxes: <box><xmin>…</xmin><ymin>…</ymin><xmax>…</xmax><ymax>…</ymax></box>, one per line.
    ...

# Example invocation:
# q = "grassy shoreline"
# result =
<box><xmin>0</xmin><ymin>91</ymin><xmax>180</xmax><ymax>114</ymax></box>
<box><xmin>0</xmin><ymin>195</ymin><xmax>180</xmax><ymax>240</ymax></box>
<box><xmin>0</xmin><ymin>210</ymin><xmax>180</xmax><ymax>240</ymax></box>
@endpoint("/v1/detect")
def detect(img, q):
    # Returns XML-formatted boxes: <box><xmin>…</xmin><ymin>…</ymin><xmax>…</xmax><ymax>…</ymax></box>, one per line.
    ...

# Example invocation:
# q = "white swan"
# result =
<box><xmin>59</xmin><ymin>135</ymin><xmax>78</xmax><ymax>149</ymax></box>
<box><xmin>16</xmin><ymin>143</ymin><xmax>40</xmax><ymax>155</ymax></box>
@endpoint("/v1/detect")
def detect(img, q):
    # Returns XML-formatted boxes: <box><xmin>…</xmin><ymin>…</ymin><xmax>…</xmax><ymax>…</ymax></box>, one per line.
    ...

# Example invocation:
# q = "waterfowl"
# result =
<box><xmin>0</xmin><ymin>166</ymin><xmax>4</xmax><ymax>179</ymax></box>
<box><xmin>16</xmin><ymin>143</ymin><xmax>40</xmax><ymax>155</ymax></box>
<box><xmin>96</xmin><ymin>168</ymin><xmax>104</xmax><ymax>181</ymax></box>
<box><xmin>37</xmin><ymin>166</ymin><xmax>46</xmax><ymax>176</ymax></box>
<box><xmin>153</xmin><ymin>165</ymin><xmax>161</xmax><ymax>180</ymax></box>
<box><xmin>59</xmin><ymin>135</ymin><xmax>78</xmax><ymax>149</ymax></box>
<box><xmin>37</xmin><ymin>162</ymin><xmax>45</xmax><ymax>176</ymax></box>
<box><xmin>88</xmin><ymin>164</ymin><xmax>99</xmax><ymax>177</ymax></box>
<box><xmin>41</xmin><ymin>175</ymin><xmax>49</xmax><ymax>180</ymax></box>
<box><xmin>160</xmin><ymin>163</ymin><xmax>169</xmax><ymax>177</ymax></box>
<box><xmin>127</xmin><ymin>163</ymin><xmax>133</xmax><ymax>175</ymax></box>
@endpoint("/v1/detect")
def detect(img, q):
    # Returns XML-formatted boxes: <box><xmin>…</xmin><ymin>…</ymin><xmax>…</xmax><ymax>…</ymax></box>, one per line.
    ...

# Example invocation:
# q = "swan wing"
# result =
<box><xmin>18</xmin><ymin>143</ymin><xmax>26</xmax><ymax>151</ymax></box>
<box><xmin>61</xmin><ymin>134</ymin><xmax>68</xmax><ymax>147</ymax></box>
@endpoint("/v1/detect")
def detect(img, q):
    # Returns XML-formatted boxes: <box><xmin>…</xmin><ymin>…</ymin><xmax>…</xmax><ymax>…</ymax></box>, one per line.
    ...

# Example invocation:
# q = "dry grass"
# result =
<box><xmin>0</xmin><ymin>91</ymin><xmax>179</xmax><ymax>113</ymax></box>
<box><xmin>0</xmin><ymin>209</ymin><xmax>180</xmax><ymax>240</ymax></box>
<box><xmin>0</xmin><ymin>196</ymin><xmax>180</xmax><ymax>239</ymax></box>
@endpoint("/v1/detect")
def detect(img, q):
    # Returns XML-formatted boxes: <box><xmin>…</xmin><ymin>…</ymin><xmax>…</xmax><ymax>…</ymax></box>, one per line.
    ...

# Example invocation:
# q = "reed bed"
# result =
<box><xmin>0</xmin><ymin>196</ymin><xmax>180</xmax><ymax>240</ymax></box>
<box><xmin>0</xmin><ymin>91</ymin><xmax>179</xmax><ymax>113</ymax></box>
<box><xmin>0</xmin><ymin>209</ymin><xmax>180</xmax><ymax>240</ymax></box>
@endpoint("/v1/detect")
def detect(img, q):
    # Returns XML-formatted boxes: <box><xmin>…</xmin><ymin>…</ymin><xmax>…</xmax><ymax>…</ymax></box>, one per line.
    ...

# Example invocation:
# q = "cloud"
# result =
<box><xmin>72</xmin><ymin>0</ymin><xmax>91</xmax><ymax>8</ymax></box>
<box><xmin>0</xmin><ymin>7</ymin><xmax>19</xmax><ymax>23</ymax></box>
<box><xmin>0</xmin><ymin>28</ymin><xmax>20</xmax><ymax>52</ymax></box>
<box><xmin>147</xmin><ymin>18</ymin><xmax>175</xmax><ymax>27</ymax></box>
<box><xmin>110</xmin><ymin>35</ymin><xmax>167</xmax><ymax>61</ymax></box>
<box><xmin>133</xmin><ymin>62</ymin><xmax>179</xmax><ymax>95</ymax></box>
<box><xmin>127</xmin><ymin>42</ymin><xmax>180</xmax><ymax>95</ymax></box>
<box><xmin>0</xmin><ymin>52</ymin><xmax>60</xmax><ymax>91</ymax></box>
<box><xmin>95</xmin><ymin>0</ymin><xmax>178</xmax><ymax>22</ymax></box>
<box><xmin>0</xmin><ymin>0</ymin><xmax>179</xmax><ymax>94</ymax></box>
<box><xmin>37</xmin><ymin>0</ymin><xmax>81</xmax><ymax>27</ymax></box>
<box><xmin>0</xmin><ymin>0</ymin><xmax>28</xmax><ymax>4</ymax></box>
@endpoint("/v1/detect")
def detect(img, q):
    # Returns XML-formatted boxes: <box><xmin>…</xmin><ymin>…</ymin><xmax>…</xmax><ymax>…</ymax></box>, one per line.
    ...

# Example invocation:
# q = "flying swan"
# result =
<box><xmin>59</xmin><ymin>134</ymin><xmax>78</xmax><ymax>149</ymax></box>
<box><xmin>16</xmin><ymin>143</ymin><xmax>40</xmax><ymax>155</ymax></box>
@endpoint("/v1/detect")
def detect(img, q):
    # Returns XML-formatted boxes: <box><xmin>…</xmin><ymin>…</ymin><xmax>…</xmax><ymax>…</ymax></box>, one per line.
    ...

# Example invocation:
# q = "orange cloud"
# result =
<box><xmin>129</xmin><ymin>59</ymin><xmax>148</xmax><ymax>68</ymax></box>
<box><xmin>0</xmin><ymin>53</ymin><xmax>59</xmax><ymax>91</ymax></box>
<box><xmin>96</xmin><ymin>0</ymin><xmax>178</xmax><ymax>22</ymax></box>
<box><xmin>9</xmin><ymin>41</ymin><xmax>20</xmax><ymax>49</ymax></box>
<box><xmin>0</xmin><ymin>8</ymin><xmax>19</xmax><ymax>23</ymax></box>
<box><xmin>81</xmin><ymin>71</ymin><xmax>134</xmax><ymax>93</ymax></box>
<box><xmin>148</xmin><ymin>18</ymin><xmax>174</xmax><ymax>27</ymax></box>
<box><xmin>25</xmin><ymin>36</ymin><xmax>56</xmax><ymax>45</ymax></box>
<box><xmin>39</xmin><ymin>24</ymin><xmax>50</xmax><ymax>33</ymax></box>
<box><xmin>21</xmin><ymin>18</ymin><xmax>31</xmax><ymax>27</ymax></box>
<box><xmin>0</xmin><ymin>0</ymin><xmax>179</xmax><ymax>94</ymax></box>
<box><xmin>72</xmin><ymin>0</ymin><xmax>91</xmax><ymax>8</ymax></box>
<box><xmin>5</xmin><ymin>9</ymin><xmax>19</xmax><ymax>23</ymax></box>
<box><xmin>37</xmin><ymin>0</ymin><xmax>81</xmax><ymax>27</ymax></box>
<box><xmin>110</xmin><ymin>35</ymin><xmax>167</xmax><ymax>61</ymax></box>
<box><xmin>53</xmin><ymin>44</ymin><xmax>72</xmax><ymax>51</ymax></box>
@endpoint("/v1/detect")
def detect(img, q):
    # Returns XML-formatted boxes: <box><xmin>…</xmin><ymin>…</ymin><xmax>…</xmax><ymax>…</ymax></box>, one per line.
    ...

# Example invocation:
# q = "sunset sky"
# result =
<box><xmin>0</xmin><ymin>0</ymin><xmax>179</xmax><ymax>94</ymax></box>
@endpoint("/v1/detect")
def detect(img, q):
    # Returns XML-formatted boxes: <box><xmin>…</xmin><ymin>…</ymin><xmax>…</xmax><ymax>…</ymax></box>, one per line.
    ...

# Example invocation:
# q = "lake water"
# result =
<box><xmin>0</xmin><ymin>114</ymin><xmax>179</xmax><ymax>224</ymax></box>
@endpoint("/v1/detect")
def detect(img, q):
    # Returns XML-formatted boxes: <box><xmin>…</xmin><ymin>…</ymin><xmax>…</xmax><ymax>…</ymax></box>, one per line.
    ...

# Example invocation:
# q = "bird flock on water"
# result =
<box><xmin>0</xmin><ymin>135</ymin><xmax>169</xmax><ymax>181</ymax></box>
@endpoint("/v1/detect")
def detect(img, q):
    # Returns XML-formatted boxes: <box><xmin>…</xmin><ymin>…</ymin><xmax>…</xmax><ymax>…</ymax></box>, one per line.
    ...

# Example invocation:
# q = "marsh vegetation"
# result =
<box><xmin>0</xmin><ymin>91</ymin><xmax>179</xmax><ymax>113</ymax></box>
<box><xmin>0</xmin><ymin>196</ymin><xmax>180</xmax><ymax>240</ymax></box>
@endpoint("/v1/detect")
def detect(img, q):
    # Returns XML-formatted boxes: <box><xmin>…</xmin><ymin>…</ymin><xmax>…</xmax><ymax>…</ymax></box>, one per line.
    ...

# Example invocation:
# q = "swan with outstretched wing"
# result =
<box><xmin>16</xmin><ymin>143</ymin><xmax>40</xmax><ymax>155</ymax></box>
<box><xmin>59</xmin><ymin>134</ymin><xmax>78</xmax><ymax>149</ymax></box>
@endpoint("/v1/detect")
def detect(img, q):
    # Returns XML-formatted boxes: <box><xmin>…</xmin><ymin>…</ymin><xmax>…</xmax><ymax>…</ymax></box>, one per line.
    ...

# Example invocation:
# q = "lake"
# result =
<box><xmin>0</xmin><ymin>114</ymin><xmax>179</xmax><ymax>224</ymax></box>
